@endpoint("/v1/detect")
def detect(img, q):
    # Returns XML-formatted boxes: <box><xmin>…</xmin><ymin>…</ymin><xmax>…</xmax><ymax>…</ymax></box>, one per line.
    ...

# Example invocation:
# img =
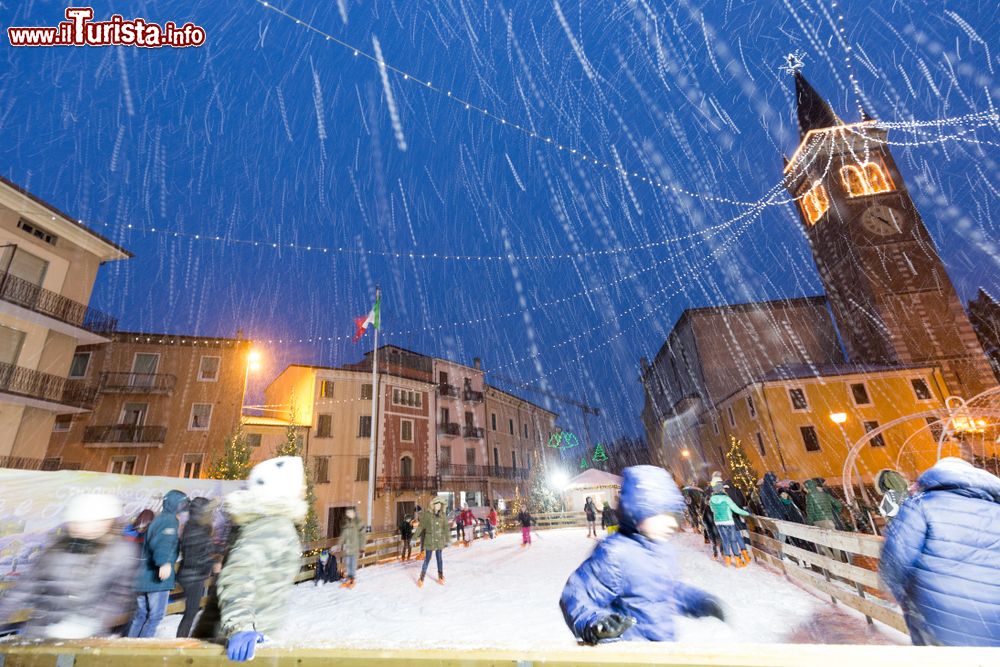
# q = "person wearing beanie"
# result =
<box><xmin>708</xmin><ymin>482</ymin><xmax>751</xmax><ymax>567</ymax></box>
<box><xmin>880</xmin><ymin>457</ymin><xmax>1000</xmax><ymax>646</ymax></box>
<box><xmin>128</xmin><ymin>489</ymin><xmax>189</xmax><ymax>638</ymax></box>
<box><xmin>337</xmin><ymin>507</ymin><xmax>366</xmax><ymax>587</ymax></box>
<box><xmin>194</xmin><ymin>456</ymin><xmax>307</xmax><ymax>662</ymax></box>
<box><xmin>560</xmin><ymin>465</ymin><xmax>726</xmax><ymax>643</ymax></box>
<box><xmin>0</xmin><ymin>493</ymin><xmax>138</xmax><ymax>639</ymax></box>
<box><xmin>414</xmin><ymin>496</ymin><xmax>450</xmax><ymax>587</ymax></box>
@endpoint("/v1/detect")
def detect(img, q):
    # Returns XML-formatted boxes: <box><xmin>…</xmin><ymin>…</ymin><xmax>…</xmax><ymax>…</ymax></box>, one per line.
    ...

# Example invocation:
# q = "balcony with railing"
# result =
<box><xmin>488</xmin><ymin>465</ymin><xmax>530</xmax><ymax>481</ymax></box>
<box><xmin>99</xmin><ymin>372</ymin><xmax>177</xmax><ymax>394</ymax></box>
<box><xmin>0</xmin><ymin>361</ymin><xmax>98</xmax><ymax>410</ymax></box>
<box><xmin>463</xmin><ymin>425</ymin><xmax>485</xmax><ymax>439</ymax></box>
<box><xmin>0</xmin><ymin>270</ymin><xmax>117</xmax><ymax>335</ymax></box>
<box><xmin>377</xmin><ymin>476</ymin><xmax>439</xmax><ymax>492</ymax></box>
<box><xmin>462</xmin><ymin>388</ymin><xmax>484</xmax><ymax>402</ymax></box>
<box><xmin>83</xmin><ymin>424</ymin><xmax>167</xmax><ymax>445</ymax></box>
<box><xmin>438</xmin><ymin>422</ymin><xmax>461</xmax><ymax>436</ymax></box>
<box><xmin>438</xmin><ymin>464</ymin><xmax>489</xmax><ymax>479</ymax></box>
<box><xmin>438</xmin><ymin>383</ymin><xmax>459</xmax><ymax>398</ymax></box>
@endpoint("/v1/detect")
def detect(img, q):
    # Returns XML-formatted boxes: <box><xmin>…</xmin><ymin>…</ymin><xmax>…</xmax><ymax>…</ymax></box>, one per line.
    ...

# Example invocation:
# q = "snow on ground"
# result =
<box><xmin>157</xmin><ymin>528</ymin><xmax>906</xmax><ymax>649</ymax></box>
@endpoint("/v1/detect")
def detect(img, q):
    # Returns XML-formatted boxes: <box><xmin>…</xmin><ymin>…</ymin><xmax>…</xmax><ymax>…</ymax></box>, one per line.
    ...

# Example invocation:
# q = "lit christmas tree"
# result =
<box><xmin>528</xmin><ymin>449</ymin><xmax>560</xmax><ymax>513</ymax></box>
<box><xmin>725</xmin><ymin>435</ymin><xmax>758</xmax><ymax>499</ymax></box>
<box><xmin>579</xmin><ymin>456</ymin><xmax>588</xmax><ymax>470</ymax></box>
<box><xmin>592</xmin><ymin>443</ymin><xmax>608</xmax><ymax>463</ymax></box>
<box><xmin>274</xmin><ymin>422</ymin><xmax>320</xmax><ymax>542</ymax></box>
<box><xmin>503</xmin><ymin>486</ymin><xmax>524</xmax><ymax>531</ymax></box>
<box><xmin>207</xmin><ymin>424</ymin><xmax>253</xmax><ymax>480</ymax></box>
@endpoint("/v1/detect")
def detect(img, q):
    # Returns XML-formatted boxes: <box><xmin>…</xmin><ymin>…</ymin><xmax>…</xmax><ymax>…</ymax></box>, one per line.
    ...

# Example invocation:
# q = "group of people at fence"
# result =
<box><xmin>1</xmin><ymin>453</ymin><xmax>998</xmax><ymax>658</ymax></box>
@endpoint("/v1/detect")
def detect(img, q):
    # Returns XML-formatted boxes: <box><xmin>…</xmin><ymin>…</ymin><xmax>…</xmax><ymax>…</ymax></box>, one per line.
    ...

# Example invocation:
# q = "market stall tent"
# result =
<box><xmin>561</xmin><ymin>469</ymin><xmax>623</xmax><ymax>512</ymax></box>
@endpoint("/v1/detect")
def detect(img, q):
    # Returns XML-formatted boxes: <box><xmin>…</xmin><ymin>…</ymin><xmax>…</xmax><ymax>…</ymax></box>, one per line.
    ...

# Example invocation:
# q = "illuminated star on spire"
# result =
<box><xmin>779</xmin><ymin>50</ymin><xmax>806</xmax><ymax>75</ymax></box>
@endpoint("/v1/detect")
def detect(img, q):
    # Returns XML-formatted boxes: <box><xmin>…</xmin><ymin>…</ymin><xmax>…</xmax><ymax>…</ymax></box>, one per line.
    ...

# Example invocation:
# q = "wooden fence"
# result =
<box><xmin>747</xmin><ymin>515</ymin><xmax>906</xmax><ymax>634</ymax></box>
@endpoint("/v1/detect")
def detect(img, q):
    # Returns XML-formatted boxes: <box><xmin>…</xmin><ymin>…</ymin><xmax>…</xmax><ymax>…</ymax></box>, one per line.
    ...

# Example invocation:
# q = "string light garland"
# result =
<box><xmin>251</xmin><ymin>0</ymin><xmax>783</xmax><ymax>208</ymax></box>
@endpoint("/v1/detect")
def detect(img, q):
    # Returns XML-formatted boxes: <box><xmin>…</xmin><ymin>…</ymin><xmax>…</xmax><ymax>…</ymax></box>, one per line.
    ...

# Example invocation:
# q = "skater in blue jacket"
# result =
<box><xmin>559</xmin><ymin>465</ymin><xmax>725</xmax><ymax>643</ymax></box>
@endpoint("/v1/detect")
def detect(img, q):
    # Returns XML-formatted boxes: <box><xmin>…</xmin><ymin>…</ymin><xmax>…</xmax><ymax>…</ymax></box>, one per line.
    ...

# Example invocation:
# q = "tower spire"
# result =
<box><xmin>793</xmin><ymin>70</ymin><xmax>843</xmax><ymax>138</ymax></box>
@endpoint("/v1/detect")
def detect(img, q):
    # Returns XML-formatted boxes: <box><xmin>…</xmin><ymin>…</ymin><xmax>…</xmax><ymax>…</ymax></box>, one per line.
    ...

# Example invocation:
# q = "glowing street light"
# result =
<box><xmin>243</xmin><ymin>347</ymin><xmax>263</xmax><ymax>406</ymax></box>
<box><xmin>680</xmin><ymin>448</ymin><xmax>691</xmax><ymax>458</ymax></box>
<box><xmin>829</xmin><ymin>411</ymin><xmax>874</xmax><ymax>519</ymax></box>
<box><xmin>829</xmin><ymin>412</ymin><xmax>848</xmax><ymax>425</ymax></box>
<box><xmin>549</xmin><ymin>469</ymin><xmax>569</xmax><ymax>491</ymax></box>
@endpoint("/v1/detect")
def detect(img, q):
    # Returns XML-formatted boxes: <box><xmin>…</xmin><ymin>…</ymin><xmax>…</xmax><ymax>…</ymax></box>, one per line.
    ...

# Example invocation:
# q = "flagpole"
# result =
<box><xmin>365</xmin><ymin>286</ymin><xmax>380</xmax><ymax>532</ymax></box>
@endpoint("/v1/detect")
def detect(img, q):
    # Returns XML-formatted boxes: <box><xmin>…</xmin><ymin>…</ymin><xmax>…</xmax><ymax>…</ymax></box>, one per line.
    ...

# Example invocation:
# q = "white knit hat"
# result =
<box><xmin>247</xmin><ymin>456</ymin><xmax>305</xmax><ymax>502</ymax></box>
<box><xmin>64</xmin><ymin>493</ymin><xmax>123</xmax><ymax>523</ymax></box>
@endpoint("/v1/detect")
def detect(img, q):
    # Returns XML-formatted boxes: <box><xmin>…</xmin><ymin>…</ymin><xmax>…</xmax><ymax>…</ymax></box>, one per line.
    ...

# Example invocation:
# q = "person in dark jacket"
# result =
<box><xmin>758</xmin><ymin>472</ymin><xmax>788</xmax><ymax>521</ymax></box>
<box><xmin>517</xmin><ymin>509</ymin><xmax>533</xmax><ymax>546</ymax></box>
<box><xmin>788</xmin><ymin>481</ymin><xmax>808</xmax><ymax>514</ymax></box>
<box><xmin>600</xmin><ymin>501</ymin><xmax>617</xmax><ymax>534</ymax></box>
<box><xmin>398</xmin><ymin>514</ymin><xmax>414</xmax><ymax>561</ymax></box>
<box><xmin>560</xmin><ymin>466</ymin><xmax>725</xmax><ymax>643</ymax></box>
<box><xmin>700</xmin><ymin>490</ymin><xmax>720</xmax><ymax>558</ymax></box>
<box><xmin>314</xmin><ymin>550</ymin><xmax>338</xmax><ymax>585</ymax></box>
<box><xmin>584</xmin><ymin>497</ymin><xmax>598</xmax><ymax>538</ymax></box>
<box><xmin>723</xmin><ymin>480</ymin><xmax>749</xmax><ymax>537</ymax></box>
<box><xmin>880</xmin><ymin>458</ymin><xmax>1000</xmax><ymax>646</ymax></box>
<box><xmin>176</xmin><ymin>497</ymin><xmax>220</xmax><ymax>638</ymax></box>
<box><xmin>0</xmin><ymin>494</ymin><xmax>138</xmax><ymax>639</ymax></box>
<box><xmin>127</xmin><ymin>489</ymin><xmax>189</xmax><ymax>638</ymax></box>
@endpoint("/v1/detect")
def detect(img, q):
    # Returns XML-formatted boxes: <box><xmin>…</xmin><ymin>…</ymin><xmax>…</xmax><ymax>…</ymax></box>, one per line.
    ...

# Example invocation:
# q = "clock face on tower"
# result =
<box><xmin>860</xmin><ymin>204</ymin><xmax>904</xmax><ymax>237</ymax></box>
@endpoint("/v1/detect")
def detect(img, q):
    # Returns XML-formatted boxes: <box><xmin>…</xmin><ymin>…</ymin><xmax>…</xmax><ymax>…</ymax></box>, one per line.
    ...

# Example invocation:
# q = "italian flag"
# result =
<box><xmin>353</xmin><ymin>293</ymin><xmax>381</xmax><ymax>342</ymax></box>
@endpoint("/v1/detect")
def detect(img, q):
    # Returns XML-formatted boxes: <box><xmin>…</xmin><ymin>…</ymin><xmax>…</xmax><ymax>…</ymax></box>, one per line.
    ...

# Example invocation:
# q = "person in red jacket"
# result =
<box><xmin>459</xmin><ymin>506</ymin><xmax>476</xmax><ymax>546</ymax></box>
<box><xmin>486</xmin><ymin>508</ymin><xmax>498</xmax><ymax>539</ymax></box>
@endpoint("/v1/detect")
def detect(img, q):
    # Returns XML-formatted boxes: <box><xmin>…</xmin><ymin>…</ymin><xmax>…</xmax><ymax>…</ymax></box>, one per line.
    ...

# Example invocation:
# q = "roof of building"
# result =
<box><xmin>484</xmin><ymin>383</ymin><xmax>559</xmax><ymax>418</ymax></box>
<box><xmin>794</xmin><ymin>71</ymin><xmax>843</xmax><ymax>138</ymax></box>
<box><xmin>565</xmin><ymin>469</ymin><xmax>623</xmax><ymax>490</ymax></box>
<box><xmin>277</xmin><ymin>363</ymin><xmax>435</xmax><ymax>386</ymax></box>
<box><xmin>0</xmin><ymin>174</ymin><xmax>133</xmax><ymax>259</ymax></box>
<box><xmin>757</xmin><ymin>362</ymin><xmax>938</xmax><ymax>383</ymax></box>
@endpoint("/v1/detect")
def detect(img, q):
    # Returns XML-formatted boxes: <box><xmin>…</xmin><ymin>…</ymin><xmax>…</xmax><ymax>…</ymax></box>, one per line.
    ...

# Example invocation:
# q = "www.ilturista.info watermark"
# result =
<box><xmin>7</xmin><ymin>7</ymin><xmax>206</xmax><ymax>48</ymax></box>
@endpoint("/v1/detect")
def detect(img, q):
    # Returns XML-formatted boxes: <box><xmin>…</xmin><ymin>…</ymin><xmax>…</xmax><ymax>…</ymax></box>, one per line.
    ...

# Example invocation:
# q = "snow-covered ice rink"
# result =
<box><xmin>157</xmin><ymin>528</ymin><xmax>906</xmax><ymax>649</ymax></box>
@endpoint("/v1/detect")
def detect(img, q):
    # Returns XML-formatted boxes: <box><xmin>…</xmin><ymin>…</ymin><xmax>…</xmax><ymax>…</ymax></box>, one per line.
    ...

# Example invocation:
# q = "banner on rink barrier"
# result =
<box><xmin>0</xmin><ymin>468</ymin><xmax>241</xmax><ymax>583</ymax></box>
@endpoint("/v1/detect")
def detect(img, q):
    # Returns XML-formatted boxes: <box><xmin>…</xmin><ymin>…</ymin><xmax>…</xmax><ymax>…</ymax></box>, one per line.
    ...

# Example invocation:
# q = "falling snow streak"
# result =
<box><xmin>371</xmin><ymin>35</ymin><xmax>407</xmax><ymax>152</ymax></box>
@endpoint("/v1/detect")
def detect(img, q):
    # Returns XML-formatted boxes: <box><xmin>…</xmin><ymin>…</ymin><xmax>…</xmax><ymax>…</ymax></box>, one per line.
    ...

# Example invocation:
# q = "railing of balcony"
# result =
<box><xmin>0</xmin><ymin>456</ymin><xmax>44</xmax><ymax>470</ymax></box>
<box><xmin>489</xmin><ymin>465</ymin><xmax>531</xmax><ymax>480</ymax></box>
<box><xmin>0</xmin><ymin>271</ymin><xmax>117</xmax><ymax>334</ymax></box>
<box><xmin>377</xmin><ymin>476</ymin><xmax>439</xmax><ymax>492</ymax></box>
<box><xmin>438</xmin><ymin>422</ymin><xmax>461</xmax><ymax>436</ymax></box>
<box><xmin>462</xmin><ymin>425</ymin><xmax>485</xmax><ymax>439</ymax></box>
<box><xmin>438</xmin><ymin>464</ymin><xmax>530</xmax><ymax>480</ymax></box>
<box><xmin>99</xmin><ymin>372</ymin><xmax>177</xmax><ymax>393</ymax></box>
<box><xmin>438</xmin><ymin>383</ymin><xmax>459</xmax><ymax>398</ymax></box>
<box><xmin>82</xmin><ymin>424</ymin><xmax>167</xmax><ymax>444</ymax></box>
<box><xmin>0</xmin><ymin>361</ymin><xmax>98</xmax><ymax>409</ymax></box>
<box><xmin>462</xmin><ymin>389</ymin><xmax>484</xmax><ymax>402</ymax></box>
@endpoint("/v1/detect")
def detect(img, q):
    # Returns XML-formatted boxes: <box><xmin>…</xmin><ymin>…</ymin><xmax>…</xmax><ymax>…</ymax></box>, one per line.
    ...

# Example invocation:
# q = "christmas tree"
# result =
<box><xmin>502</xmin><ymin>487</ymin><xmax>524</xmax><ymax>531</ymax></box>
<box><xmin>274</xmin><ymin>423</ymin><xmax>320</xmax><ymax>542</ymax></box>
<box><xmin>579</xmin><ymin>456</ymin><xmax>588</xmax><ymax>470</ymax></box>
<box><xmin>528</xmin><ymin>449</ymin><xmax>561</xmax><ymax>513</ymax></box>
<box><xmin>725</xmin><ymin>436</ymin><xmax>758</xmax><ymax>499</ymax></box>
<box><xmin>592</xmin><ymin>443</ymin><xmax>608</xmax><ymax>463</ymax></box>
<box><xmin>207</xmin><ymin>424</ymin><xmax>253</xmax><ymax>480</ymax></box>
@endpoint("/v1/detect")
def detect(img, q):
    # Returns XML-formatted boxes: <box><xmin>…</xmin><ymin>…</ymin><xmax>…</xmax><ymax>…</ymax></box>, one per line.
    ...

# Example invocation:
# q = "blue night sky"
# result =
<box><xmin>2</xmin><ymin>1</ymin><xmax>998</xmax><ymax>443</ymax></box>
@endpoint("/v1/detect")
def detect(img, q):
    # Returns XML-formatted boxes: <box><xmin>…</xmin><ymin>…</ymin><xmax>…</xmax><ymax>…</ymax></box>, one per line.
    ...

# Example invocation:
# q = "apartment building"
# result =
<box><xmin>265</xmin><ymin>362</ymin><xmax>436</xmax><ymax>536</ymax></box>
<box><xmin>678</xmin><ymin>364</ymin><xmax>965</xmax><ymax>486</ymax></box>
<box><xmin>45</xmin><ymin>332</ymin><xmax>252</xmax><ymax>476</ymax></box>
<box><xmin>484</xmin><ymin>384</ymin><xmax>558</xmax><ymax>501</ymax></box>
<box><xmin>0</xmin><ymin>176</ymin><xmax>131</xmax><ymax>468</ymax></box>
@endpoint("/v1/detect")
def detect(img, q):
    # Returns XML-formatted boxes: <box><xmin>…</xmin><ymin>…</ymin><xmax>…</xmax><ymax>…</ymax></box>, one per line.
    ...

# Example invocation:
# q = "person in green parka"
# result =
<box><xmin>337</xmin><ymin>508</ymin><xmax>366</xmax><ymax>588</ymax></box>
<box><xmin>875</xmin><ymin>469</ymin><xmax>910</xmax><ymax>521</ymax></box>
<box><xmin>804</xmin><ymin>479</ymin><xmax>843</xmax><ymax>528</ymax></box>
<box><xmin>415</xmin><ymin>496</ymin><xmax>450</xmax><ymax>587</ymax></box>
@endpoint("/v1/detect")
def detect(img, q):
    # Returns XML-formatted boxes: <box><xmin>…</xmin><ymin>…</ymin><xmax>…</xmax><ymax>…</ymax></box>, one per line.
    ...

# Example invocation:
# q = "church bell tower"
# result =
<box><xmin>783</xmin><ymin>69</ymin><xmax>995</xmax><ymax>398</ymax></box>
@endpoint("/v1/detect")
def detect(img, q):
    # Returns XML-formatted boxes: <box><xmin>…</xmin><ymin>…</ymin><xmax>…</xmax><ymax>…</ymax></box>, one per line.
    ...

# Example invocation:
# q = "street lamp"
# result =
<box><xmin>243</xmin><ymin>348</ymin><xmax>262</xmax><ymax>407</ymax></box>
<box><xmin>829</xmin><ymin>411</ymin><xmax>876</xmax><ymax>532</ymax></box>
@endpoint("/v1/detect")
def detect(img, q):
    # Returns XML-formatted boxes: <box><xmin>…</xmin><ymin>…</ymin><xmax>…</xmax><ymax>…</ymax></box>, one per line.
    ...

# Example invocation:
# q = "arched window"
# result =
<box><xmin>863</xmin><ymin>161</ymin><xmax>894</xmax><ymax>193</ymax></box>
<box><xmin>400</xmin><ymin>455</ymin><xmax>413</xmax><ymax>479</ymax></box>
<box><xmin>799</xmin><ymin>181</ymin><xmax>830</xmax><ymax>225</ymax></box>
<box><xmin>839</xmin><ymin>165</ymin><xmax>869</xmax><ymax>197</ymax></box>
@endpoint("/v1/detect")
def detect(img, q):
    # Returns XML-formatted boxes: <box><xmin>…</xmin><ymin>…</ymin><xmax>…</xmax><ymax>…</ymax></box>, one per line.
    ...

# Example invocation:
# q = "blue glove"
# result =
<box><xmin>227</xmin><ymin>631</ymin><xmax>264</xmax><ymax>662</ymax></box>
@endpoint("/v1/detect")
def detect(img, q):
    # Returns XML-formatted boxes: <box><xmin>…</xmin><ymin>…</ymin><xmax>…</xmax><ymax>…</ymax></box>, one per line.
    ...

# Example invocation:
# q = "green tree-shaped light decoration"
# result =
<box><xmin>725</xmin><ymin>435</ymin><xmax>759</xmax><ymax>500</ymax></box>
<box><xmin>592</xmin><ymin>443</ymin><xmax>608</xmax><ymax>463</ymax></box>
<box><xmin>207</xmin><ymin>424</ymin><xmax>253</xmax><ymax>480</ymax></box>
<box><xmin>274</xmin><ymin>422</ymin><xmax>320</xmax><ymax>543</ymax></box>
<box><xmin>579</xmin><ymin>456</ymin><xmax>588</xmax><ymax>470</ymax></box>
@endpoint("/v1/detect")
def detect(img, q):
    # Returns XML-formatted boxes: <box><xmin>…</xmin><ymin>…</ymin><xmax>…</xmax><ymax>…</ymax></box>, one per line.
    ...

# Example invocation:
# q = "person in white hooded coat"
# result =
<box><xmin>193</xmin><ymin>456</ymin><xmax>307</xmax><ymax>662</ymax></box>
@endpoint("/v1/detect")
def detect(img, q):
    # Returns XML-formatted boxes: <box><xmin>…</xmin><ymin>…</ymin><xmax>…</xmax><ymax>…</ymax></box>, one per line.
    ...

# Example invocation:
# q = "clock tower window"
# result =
<box><xmin>799</xmin><ymin>180</ymin><xmax>830</xmax><ymax>225</ymax></box>
<box><xmin>839</xmin><ymin>161</ymin><xmax>895</xmax><ymax>197</ymax></box>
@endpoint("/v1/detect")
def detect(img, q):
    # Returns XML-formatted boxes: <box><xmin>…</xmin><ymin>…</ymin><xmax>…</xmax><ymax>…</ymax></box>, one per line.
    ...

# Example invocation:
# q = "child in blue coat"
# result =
<box><xmin>560</xmin><ymin>465</ymin><xmax>725</xmax><ymax>643</ymax></box>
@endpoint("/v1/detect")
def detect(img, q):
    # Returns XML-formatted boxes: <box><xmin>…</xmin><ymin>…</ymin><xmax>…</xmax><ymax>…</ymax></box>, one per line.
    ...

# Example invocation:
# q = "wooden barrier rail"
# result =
<box><xmin>0</xmin><ymin>640</ymin><xmax>995</xmax><ymax>666</ymax></box>
<box><xmin>747</xmin><ymin>516</ymin><xmax>906</xmax><ymax>634</ymax></box>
